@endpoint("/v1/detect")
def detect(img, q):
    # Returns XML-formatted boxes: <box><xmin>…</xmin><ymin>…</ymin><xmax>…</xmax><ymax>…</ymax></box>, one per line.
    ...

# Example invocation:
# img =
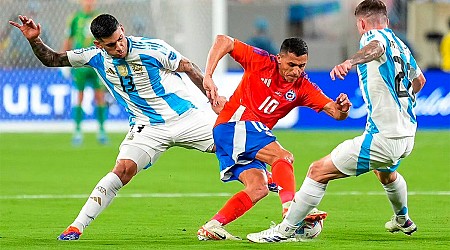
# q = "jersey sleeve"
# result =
<box><xmin>299</xmin><ymin>79</ymin><xmax>332</xmax><ymax>112</ymax></box>
<box><xmin>230</xmin><ymin>39</ymin><xmax>271</xmax><ymax>71</ymax></box>
<box><xmin>66</xmin><ymin>47</ymin><xmax>101</xmax><ymax>68</ymax></box>
<box><xmin>360</xmin><ymin>30</ymin><xmax>387</xmax><ymax>52</ymax></box>
<box><xmin>144</xmin><ymin>39</ymin><xmax>182</xmax><ymax>71</ymax></box>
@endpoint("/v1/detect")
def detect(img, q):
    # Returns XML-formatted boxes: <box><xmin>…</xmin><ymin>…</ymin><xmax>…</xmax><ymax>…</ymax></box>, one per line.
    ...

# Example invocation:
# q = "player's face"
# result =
<box><xmin>277</xmin><ymin>52</ymin><xmax>308</xmax><ymax>82</ymax></box>
<box><xmin>94</xmin><ymin>25</ymin><xmax>128</xmax><ymax>58</ymax></box>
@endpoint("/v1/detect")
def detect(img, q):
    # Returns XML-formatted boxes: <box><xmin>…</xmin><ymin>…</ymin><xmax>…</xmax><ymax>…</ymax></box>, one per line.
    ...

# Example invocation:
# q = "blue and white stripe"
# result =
<box><xmin>67</xmin><ymin>36</ymin><xmax>196</xmax><ymax>126</ymax></box>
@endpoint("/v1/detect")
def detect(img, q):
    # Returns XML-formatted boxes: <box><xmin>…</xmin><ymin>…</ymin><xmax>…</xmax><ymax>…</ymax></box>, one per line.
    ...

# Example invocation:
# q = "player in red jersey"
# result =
<box><xmin>197</xmin><ymin>35</ymin><xmax>352</xmax><ymax>241</ymax></box>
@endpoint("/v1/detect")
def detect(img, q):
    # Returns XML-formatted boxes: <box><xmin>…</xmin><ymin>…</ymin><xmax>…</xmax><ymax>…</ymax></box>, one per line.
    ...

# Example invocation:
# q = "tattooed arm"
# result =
<box><xmin>176</xmin><ymin>57</ymin><xmax>206</xmax><ymax>96</ymax></box>
<box><xmin>330</xmin><ymin>40</ymin><xmax>384</xmax><ymax>80</ymax></box>
<box><xmin>29</xmin><ymin>37</ymin><xmax>71</xmax><ymax>67</ymax></box>
<box><xmin>9</xmin><ymin>15</ymin><xmax>71</xmax><ymax>67</ymax></box>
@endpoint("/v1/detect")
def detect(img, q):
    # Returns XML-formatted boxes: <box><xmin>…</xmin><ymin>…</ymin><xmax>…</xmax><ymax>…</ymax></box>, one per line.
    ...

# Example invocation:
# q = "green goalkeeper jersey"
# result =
<box><xmin>66</xmin><ymin>11</ymin><xmax>98</xmax><ymax>49</ymax></box>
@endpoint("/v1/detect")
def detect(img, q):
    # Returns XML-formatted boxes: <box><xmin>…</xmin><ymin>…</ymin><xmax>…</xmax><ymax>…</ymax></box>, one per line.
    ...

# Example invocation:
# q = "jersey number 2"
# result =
<box><xmin>393</xmin><ymin>55</ymin><xmax>413</xmax><ymax>100</ymax></box>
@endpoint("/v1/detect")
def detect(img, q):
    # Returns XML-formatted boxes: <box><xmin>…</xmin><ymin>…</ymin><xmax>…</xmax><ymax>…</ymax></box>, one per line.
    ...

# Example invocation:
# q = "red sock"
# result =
<box><xmin>212</xmin><ymin>191</ymin><xmax>253</xmax><ymax>226</ymax></box>
<box><xmin>272</xmin><ymin>159</ymin><xmax>296</xmax><ymax>204</ymax></box>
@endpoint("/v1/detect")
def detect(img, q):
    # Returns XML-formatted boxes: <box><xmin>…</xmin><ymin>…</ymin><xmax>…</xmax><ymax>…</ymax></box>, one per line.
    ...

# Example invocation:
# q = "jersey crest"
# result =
<box><xmin>285</xmin><ymin>90</ymin><xmax>296</xmax><ymax>101</ymax></box>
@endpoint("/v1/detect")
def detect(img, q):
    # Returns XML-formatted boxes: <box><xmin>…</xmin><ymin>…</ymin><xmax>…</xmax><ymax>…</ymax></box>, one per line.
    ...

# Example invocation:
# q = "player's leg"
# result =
<box><xmin>248</xmin><ymin>134</ymin><xmax>364</xmax><ymax>243</ymax></box>
<box><xmin>91</xmin><ymin>70</ymin><xmax>108</xmax><ymax>144</ymax></box>
<box><xmin>373</xmin><ymin>136</ymin><xmax>416</xmax><ymax>235</ymax></box>
<box><xmin>198</xmin><ymin>164</ymin><xmax>267</xmax><ymax>241</ymax></box>
<box><xmin>58</xmin><ymin>148</ymin><xmax>147</xmax><ymax>240</ymax></box>
<box><xmin>255</xmin><ymin>141</ymin><xmax>296</xmax><ymax>217</ymax></box>
<box><xmin>197</xmin><ymin>121</ymin><xmax>272</xmax><ymax>241</ymax></box>
<box><xmin>375</xmin><ymin>170</ymin><xmax>416</xmax><ymax>234</ymax></box>
<box><xmin>71</xmin><ymin>69</ymin><xmax>86</xmax><ymax>145</ymax></box>
<box><xmin>58</xmin><ymin>125</ymin><xmax>165</xmax><ymax>240</ymax></box>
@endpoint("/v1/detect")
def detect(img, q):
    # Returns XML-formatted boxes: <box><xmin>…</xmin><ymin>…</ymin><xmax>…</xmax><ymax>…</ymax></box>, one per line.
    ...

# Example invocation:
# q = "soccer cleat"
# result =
<box><xmin>197</xmin><ymin>220</ymin><xmax>241</xmax><ymax>241</ymax></box>
<box><xmin>247</xmin><ymin>224</ymin><xmax>296</xmax><ymax>243</ymax></box>
<box><xmin>266</xmin><ymin>170</ymin><xmax>280</xmax><ymax>193</ymax></box>
<box><xmin>57</xmin><ymin>226</ymin><xmax>82</xmax><ymax>241</ymax></box>
<box><xmin>97</xmin><ymin>131</ymin><xmax>109</xmax><ymax>145</ymax></box>
<box><xmin>72</xmin><ymin>131</ymin><xmax>83</xmax><ymax>146</ymax></box>
<box><xmin>385</xmin><ymin>216</ymin><xmax>417</xmax><ymax>235</ymax></box>
<box><xmin>303</xmin><ymin>208</ymin><xmax>328</xmax><ymax>223</ymax></box>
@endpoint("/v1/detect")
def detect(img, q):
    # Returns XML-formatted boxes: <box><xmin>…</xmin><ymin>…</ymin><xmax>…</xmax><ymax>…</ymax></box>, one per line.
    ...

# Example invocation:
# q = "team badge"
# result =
<box><xmin>117</xmin><ymin>65</ymin><xmax>128</xmax><ymax>76</ymax></box>
<box><xmin>285</xmin><ymin>90</ymin><xmax>296</xmax><ymax>101</ymax></box>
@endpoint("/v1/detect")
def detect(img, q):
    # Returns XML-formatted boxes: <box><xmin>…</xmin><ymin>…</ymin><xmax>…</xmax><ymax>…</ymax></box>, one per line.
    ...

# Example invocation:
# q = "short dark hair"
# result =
<box><xmin>90</xmin><ymin>14</ymin><xmax>120</xmax><ymax>39</ymax></box>
<box><xmin>280</xmin><ymin>37</ymin><xmax>308</xmax><ymax>56</ymax></box>
<box><xmin>354</xmin><ymin>0</ymin><xmax>387</xmax><ymax>18</ymax></box>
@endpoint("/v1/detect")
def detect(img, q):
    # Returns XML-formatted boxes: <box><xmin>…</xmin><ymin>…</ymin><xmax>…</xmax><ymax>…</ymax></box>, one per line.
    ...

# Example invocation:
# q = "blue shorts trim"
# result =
<box><xmin>213</xmin><ymin>121</ymin><xmax>276</xmax><ymax>182</ymax></box>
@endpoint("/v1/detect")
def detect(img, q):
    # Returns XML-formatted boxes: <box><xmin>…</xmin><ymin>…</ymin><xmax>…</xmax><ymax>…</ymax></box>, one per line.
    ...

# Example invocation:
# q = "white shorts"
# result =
<box><xmin>116</xmin><ymin>109</ymin><xmax>214</xmax><ymax>172</ymax></box>
<box><xmin>330</xmin><ymin>132</ymin><xmax>415</xmax><ymax>176</ymax></box>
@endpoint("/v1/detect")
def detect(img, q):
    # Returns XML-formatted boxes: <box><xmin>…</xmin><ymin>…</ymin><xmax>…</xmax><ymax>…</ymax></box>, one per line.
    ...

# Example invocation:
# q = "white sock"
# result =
<box><xmin>278</xmin><ymin>177</ymin><xmax>327</xmax><ymax>234</ymax></box>
<box><xmin>71</xmin><ymin>172</ymin><xmax>123</xmax><ymax>232</ymax></box>
<box><xmin>382</xmin><ymin>172</ymin><xmax>409</xmax><ymax>224</ymax></box>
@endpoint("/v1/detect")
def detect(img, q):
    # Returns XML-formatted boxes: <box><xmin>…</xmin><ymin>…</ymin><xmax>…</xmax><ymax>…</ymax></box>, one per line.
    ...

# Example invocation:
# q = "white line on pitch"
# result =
<box><xmin>0</xmin><ymin>191</ymin><xmax>449</xmax><ymax>200</ymax></box>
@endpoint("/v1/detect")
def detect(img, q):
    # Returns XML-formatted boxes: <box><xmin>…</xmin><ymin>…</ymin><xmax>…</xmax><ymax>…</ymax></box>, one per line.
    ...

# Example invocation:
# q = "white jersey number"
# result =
<box><xmin>259</xmin><ymin>96</ymin><xmax>279</xmax><ymax>114</ymax></box>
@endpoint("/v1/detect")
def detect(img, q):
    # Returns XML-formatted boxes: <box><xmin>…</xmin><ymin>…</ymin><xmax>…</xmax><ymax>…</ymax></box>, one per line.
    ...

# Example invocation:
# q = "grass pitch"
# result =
<box><xmin>0</xmin><ymin>130</ymin><xmax>449</xmax><ymax>249</ymax></box>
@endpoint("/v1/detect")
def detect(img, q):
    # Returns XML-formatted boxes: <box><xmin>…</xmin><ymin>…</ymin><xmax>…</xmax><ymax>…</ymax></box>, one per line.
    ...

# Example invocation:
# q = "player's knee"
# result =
<box><xmin>307</xmin><ymin>160</ymin><xmax>325</xmax><ymax>181</ymax></box>
<box><xmin>273</xmin><ymin>152</ymin><xmax>294</xmax><ymax>165</ymax></box>
<box><xmin>112</xmin><ymin>159</ymin><xmax>138</xmax><ymax>185</ymax></box>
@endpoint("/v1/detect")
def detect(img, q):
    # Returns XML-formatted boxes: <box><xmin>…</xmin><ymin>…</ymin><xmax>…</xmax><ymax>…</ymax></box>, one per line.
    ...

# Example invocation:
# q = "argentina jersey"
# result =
<box><xmin>357</xmin><ymin>28</ymin><xmax>422</xmax><ymax>138</ymax></box>
<box><xmin>66</xmin><ymin>36</ymin><xmax>196</xmax><ymax>126</ymax></box>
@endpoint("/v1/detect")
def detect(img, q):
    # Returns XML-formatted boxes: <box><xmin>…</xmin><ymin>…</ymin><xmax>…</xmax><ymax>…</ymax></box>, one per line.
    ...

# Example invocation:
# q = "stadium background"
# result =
<box><xmin>0</xmin><ymin>1</ymin><xmax>449</xmax><ymax>249</ymax></box>
<box><xmin>0</xmin><ymin>0</ymin><xmax>449</xmax><ymax>131</ymax></box>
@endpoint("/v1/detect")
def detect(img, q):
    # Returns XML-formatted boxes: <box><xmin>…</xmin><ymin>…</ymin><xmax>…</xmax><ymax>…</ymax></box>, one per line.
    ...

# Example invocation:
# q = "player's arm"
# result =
<box><xmin>412</xmin><ymin>73</ymin><xmax>426</xmax><ymax>94</ymax></box>
<box><xmin>9</xmin><ymin>15</ymin><xmax>70</xmax><ymax>67</ymax></box>
<box><xmin>176</xmin><ymin>57</ymin><xmax>206</xmax><ymax>96</ymax></box>
<box><xmin>330</xmin><ymin>40</ymin><xmax>384</xmax><ymax>80</ymax></box>
<box><xmin>322</xmin><ymin>93</ymin><xmax>352</xmax><ymax>120</ymax></box>
<box><xmin>203</xmin><ymin>35</ymin><xmax>235</xmax><ymax>103</ymax></box>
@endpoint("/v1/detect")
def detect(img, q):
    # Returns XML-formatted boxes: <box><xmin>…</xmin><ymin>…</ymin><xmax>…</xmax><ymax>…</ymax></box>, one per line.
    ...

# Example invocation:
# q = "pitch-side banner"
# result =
<box><xmin>0</xmin><ymin>68</ymin><xmax>449</xmax><ymax>130</ymax></box>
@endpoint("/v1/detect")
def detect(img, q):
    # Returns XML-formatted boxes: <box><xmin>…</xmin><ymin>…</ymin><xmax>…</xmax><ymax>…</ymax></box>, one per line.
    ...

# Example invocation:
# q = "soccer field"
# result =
<box><xmin>0</xmin><ymin>130</ymin><xmax>449</xmax><ymax>249</ymax></box>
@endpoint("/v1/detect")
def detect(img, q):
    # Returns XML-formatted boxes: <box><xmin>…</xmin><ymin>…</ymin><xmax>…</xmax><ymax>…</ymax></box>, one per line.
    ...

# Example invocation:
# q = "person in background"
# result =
<box><xmin>63</xmin><ymin>0</ymin><xmax>108</xmax><ymax>145</ymax></box>
<box><xmin>245</xmin><ymin>17</ymin><xmax>278</xmax><ymax>55</ymax></box>
<box><xmin>440</xmin><ymin>18</ymin><xmax>450</xmax><ymax>72</ymax></box>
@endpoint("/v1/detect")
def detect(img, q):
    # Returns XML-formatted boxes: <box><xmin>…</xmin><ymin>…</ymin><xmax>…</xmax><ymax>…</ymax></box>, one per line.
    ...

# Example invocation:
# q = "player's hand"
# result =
<box><xmin>8</xmin><ymin>15</ymin><xmax>41</xmax><ymax>41</ymax></box>
<box><xmin>211</xmin><ymin>96</ymin><xmax>227</xmax><ymax>115</ymax></box>
<box><xmin>335</xmin><ymin>93</ymin><xmax>352</xmax><ymax>113</ymax></box>
<box><xmin>330</xmin><ymin>60</ymin><xmax>353</xmax><ymax>80</ymax></box>
<box><xmin>203</xmin><ymin>75</ymin><xmax>219</xmax><ymax>105</ymax></box>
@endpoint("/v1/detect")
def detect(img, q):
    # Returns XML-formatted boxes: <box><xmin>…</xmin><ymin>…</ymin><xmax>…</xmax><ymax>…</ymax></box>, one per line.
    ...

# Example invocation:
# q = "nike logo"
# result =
<box><xmin>214</xmin><ymin>232</ymin><xmax>226</xmax><ymax>239</ymax></box>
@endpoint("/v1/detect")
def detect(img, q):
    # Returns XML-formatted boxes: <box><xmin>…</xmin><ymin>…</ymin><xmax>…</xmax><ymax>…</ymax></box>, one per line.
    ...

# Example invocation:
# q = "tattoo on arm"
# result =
<box><xmin>177</xmin><ymin>59</ymin><xmax>206</xmax><ymax>95</ymax></box>
<box><xmin>349</xmin><ymin>40</ymin><xmax>384</xmax><ymax>65</ymax></box>
<box><xmin>29</xmin><ymin>37</ymin><xmax>70</xmax><ymax>67</ymax></box>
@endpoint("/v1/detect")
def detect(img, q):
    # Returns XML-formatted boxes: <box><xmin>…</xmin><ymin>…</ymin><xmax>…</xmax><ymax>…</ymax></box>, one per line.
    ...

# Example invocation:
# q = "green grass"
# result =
<box><xmin>0</xmin><ymin>130</ymin><xmax>449</xmax><ymax>249</ymax></box>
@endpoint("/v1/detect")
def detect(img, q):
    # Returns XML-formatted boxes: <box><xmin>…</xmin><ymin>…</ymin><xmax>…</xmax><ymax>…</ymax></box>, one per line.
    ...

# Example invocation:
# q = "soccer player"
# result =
<box><xmin>63</xmin><ymin>0</ymin><xmax>108</xmax><ymax>145</ymax></box>
<box><xmin>247</xmin><ymin>0</ymin><xmax>426</xmax><ymax>243</ymax></box>
<box><xmin>9</xmin><ymin>13</ymin><xmax>224</xmax><ymax>241</ymax></box>
<box><xmin>197</xmin><ymin>35</ymin><xmax>352</xmax><ymax>241</ymax></box>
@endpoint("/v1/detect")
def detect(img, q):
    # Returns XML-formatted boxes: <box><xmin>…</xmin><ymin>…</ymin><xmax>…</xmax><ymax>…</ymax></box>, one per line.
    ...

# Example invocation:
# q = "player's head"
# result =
<box><xmin>354</xmin><ymin>0</ymin><xmax>389</xmax><ymax>35</ymax></box>
<box><xmin>277</xmin><ymin>37</ymin><xmax>308</xmax><ymax>83</ymax></box>
<box><xmin>91</xmin><ymin>14</ymin><xmax>128</xmax><ymax>58</ymax></box>
<box><xmin>81</xmin><ymin>0</ymin><xmax>96</xmax><ymax>13</ymax></box>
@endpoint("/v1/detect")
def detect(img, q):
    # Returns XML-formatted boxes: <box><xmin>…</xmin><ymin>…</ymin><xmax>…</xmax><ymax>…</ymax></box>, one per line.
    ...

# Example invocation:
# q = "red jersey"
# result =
<box><xmin>215</xmin><ymin>39</ymin><xmax>332</xmax><ymax>129</ymax></box>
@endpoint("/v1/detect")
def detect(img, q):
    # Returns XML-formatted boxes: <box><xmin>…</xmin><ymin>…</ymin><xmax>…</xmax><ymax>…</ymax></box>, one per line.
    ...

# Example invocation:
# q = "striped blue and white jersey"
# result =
<box><xmin>67</xmin><ymin>36</ymin><xmax>196</xmax><ymax>126</ymax></box>
<box><xmin>357</xmin><ymin>28</ymin><xmax>422</xmax><ymax>138</ymax></box>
